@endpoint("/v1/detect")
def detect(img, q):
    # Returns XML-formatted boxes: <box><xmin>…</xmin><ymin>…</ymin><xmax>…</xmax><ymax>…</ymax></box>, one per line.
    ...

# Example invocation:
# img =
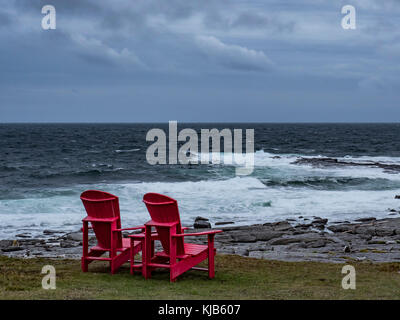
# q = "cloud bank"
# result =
<box><xmin>0</xmin><ymin>0</ymin><xmax>399</xmax><ymax>122</ymax></box>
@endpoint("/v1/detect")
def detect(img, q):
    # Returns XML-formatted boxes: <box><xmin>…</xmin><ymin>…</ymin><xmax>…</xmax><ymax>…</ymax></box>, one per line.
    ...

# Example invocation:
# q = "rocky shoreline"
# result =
<box><xmin>2</xmin><ymin>215</ymin><xmax>400</xmax><ymax>263</ymax></box>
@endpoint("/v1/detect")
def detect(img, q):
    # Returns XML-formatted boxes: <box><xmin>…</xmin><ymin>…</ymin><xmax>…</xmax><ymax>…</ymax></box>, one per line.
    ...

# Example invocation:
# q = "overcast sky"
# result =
<box><xmin>0</xmin><ymin>0</ymin><xmax>399</xmax><ymax>122</ymax></box>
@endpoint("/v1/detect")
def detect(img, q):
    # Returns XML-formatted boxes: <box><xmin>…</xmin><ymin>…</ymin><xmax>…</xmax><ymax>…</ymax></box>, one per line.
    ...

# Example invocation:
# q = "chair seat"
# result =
<box><xmin>155</xmin><ymin>242</ymin><xmax>213</xmax><ymax>259</ymax></box>
<box><xmin>184</xmin><ymin>243</ymin><xmax>208</xmax><ymax>255</ymax></box>
<box><xmin>122</xmin><ymin>238</ymin><xmax>132</xmax><ymax>248</ymax></box>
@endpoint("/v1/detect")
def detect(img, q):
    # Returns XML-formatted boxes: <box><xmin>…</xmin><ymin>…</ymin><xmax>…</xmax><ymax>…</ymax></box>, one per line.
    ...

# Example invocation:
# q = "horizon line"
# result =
<box><xmin>0</xmin><ymin>121</ymin><xmax>399</xmax><ymax>125</ymax></box>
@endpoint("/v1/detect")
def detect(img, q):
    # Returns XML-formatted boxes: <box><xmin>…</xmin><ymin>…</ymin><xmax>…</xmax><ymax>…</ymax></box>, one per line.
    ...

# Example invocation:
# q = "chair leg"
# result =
<box><xmin>208</xmin><ymin>255</ymin><xmax>215</xmax><ymax>279</ymax></box>
<box><xmin>169</xmin><ymin>228</ymin><xmax>177</xmax><ymax>282</ymax></box>
<box><xmin>82</xmin><ymin>221</ymin><xmax>89</xmax><ymax>272</ymax></box>
<box><xmin>208</xmin><ymin>236</ymin><xmax>215</xmax><ymax>279</ymax></box>
<box><xmin>130</xmin><ymin>238</ymin><xmax>135</xmax><ymax>275</ymax></box>
<box><xmin>143</xmin><ymin>226</ymin><xmax>152</xmax><ymax>279</ymax></box>
<box><xmin>143</xmin><ymin>264</ymin><xmax>152</xmax><ymax>279</ymax></box>
<box><xmin>81</xmin><ymin>257</ymin><xmax>88</xmax><ymax>272</ymax></box>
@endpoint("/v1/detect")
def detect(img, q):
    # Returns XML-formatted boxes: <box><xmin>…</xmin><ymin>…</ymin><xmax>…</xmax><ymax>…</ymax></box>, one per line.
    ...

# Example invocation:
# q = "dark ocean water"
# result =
<box><xmin>1</xmin><ymin>123</ymin><xmax>400</xmax><ymax>238</ymax></box>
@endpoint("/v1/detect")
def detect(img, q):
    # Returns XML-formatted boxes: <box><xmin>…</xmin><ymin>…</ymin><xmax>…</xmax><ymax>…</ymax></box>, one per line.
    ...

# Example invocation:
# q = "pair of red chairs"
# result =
<box><xmin>80</xmin><ymin>190</ymin><xmax>222</xmax><ymax>282</ymax></box>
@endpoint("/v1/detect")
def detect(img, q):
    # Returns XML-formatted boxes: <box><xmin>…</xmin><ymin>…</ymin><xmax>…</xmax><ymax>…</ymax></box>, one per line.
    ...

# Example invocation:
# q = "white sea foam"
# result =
<box><xmin>1</xmin><ymin>151</ymin><xmax>400</xmax><ymax>239</ymax></box>
<box><xmin>194</xmin><ymin>150</ymin><xmax>400</xmax><ymax>181</ymax></box>
<box><xmin>0</xmin><ymin>174</ymin><xmax>399</xmax><ymax>239</ymax></box>
<box><xmin>115</xmin><ymin>148</ymin><xmax>140</xmax><ymax>153</ymax></box>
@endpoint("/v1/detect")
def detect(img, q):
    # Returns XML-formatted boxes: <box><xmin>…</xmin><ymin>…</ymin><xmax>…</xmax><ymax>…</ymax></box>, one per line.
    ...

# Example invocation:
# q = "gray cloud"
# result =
<box><xmin>0</xmin><ymin>0</ymin><xmax>399</xmax><ymax>122</ymax></box>
<box><xmin>195</xmin><ymin>35</ymin><xmax>274</xmax><ymax>72</ymax></box>
<box><xmin>70</xmin><ymin>34</ymin><xmax>145</xmax><ymax>68</ymax></box>
<box><xmin>232</xmin><ymin>11</ymin><xmax>295</xmax><ymax>33</ymax></box>
<box><xmin>0</xmin><ymin>11</ymin><xmax>11</xmax><ymax>27</ymax></box>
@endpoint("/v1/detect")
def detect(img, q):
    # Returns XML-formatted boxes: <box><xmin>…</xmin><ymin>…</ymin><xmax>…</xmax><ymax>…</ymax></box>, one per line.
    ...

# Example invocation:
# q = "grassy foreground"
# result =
<box><xmin>1</xmin><ymin>254</ymin><xmax>400</xmax><ymax>299</ymax></box>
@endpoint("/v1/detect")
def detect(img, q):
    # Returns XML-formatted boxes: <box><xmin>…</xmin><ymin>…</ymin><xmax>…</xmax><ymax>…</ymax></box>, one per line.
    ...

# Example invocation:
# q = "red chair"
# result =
<box><xmin>141</xmin><ymin>193</ymin><xmax>222</xmax><ymax>282</ymax></box>
<box><xmin>80</xmin><ymin>190</ymin><xmax>143</xmax><ymax>274</ymax></box>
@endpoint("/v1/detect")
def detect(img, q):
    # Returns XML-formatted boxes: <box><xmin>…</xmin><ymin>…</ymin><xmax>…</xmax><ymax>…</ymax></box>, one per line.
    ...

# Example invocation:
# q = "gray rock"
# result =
<box><xmin>220</xmin><ymin>225</ymin><xmax>251</xmax><ymax>232</ymax></box>
<box><xmin>0</xmin><ymin>240</ymin><xmax>23</xmax><ymax>252</ymax></box>
<box><xmin>2</xmin><ymin>216</ymin><xmax>400</xmax><ymax>263</ymax></box>
<box><xmin>368</xmin><ymin>237</ymin><xmax>389</xmax><ymax>245</ymax></box>
<box><xmin>0</xmin><ymin>240</ymin><xmax>14</xmax><ymax>248</ymax></box>
<box><xmin>248</xmin><ymin>251</ymin><xmax>265</xmax><ymax>258</ymax></box>
<box><xmin>312</xmin><ymin>218</ymin><xmax>328</xmax><ymax>225</ymax></box>
<box><xmin>234</xmin><ymin>247</ymin><xmax>249</xmax><ymax>256</ymax></box>
<box><xmin>1</xmin><ymin>246</ymin><xmax>24</xmax><ymax>252</ymax></box>
<box><xmin>43</xmin><ymin>230</ymin><xmax>63</xmax><ymax>235</ymax></box>
<box><xmin>354</xmin><ymin>226</ymin><xmax>376</xmax><ymax>236</ymax></box>
<box><xmin>313</xmin><ymin>224</ymin><xmax>326</xmax><ymax>230</ymax></box>
<box><xmin>355</xmin><ymin>217</ymin><xmax>376</xmax><ymax>223</ymax></box>
<box><xmin>375</xmin><ymin>227</ymin><xmax>395</xmax><ymax>237</ymax></box>
<box><xmin>328</xmin><ymin>224</ymin><xmax>354</xmax><ymax>233</ymax></box>
<box><xmin>231</xmin><ymin>233</ymin><xmax>257</xmax><ymax>243</ymax></box>
<box><xmin>324</xmin><ymin>236</ymin><xmax>345</xmax><ymax>245</ymax></box>
<box><xmin>286</xmin><ymin>242</ymin><xmax>307</xmax><ymax>250</ymax></box>
<box><xmin>253</xmin><ymin>231</ymin><xmax>284</xmax><ymax>242</ymax></box>
<box><xmin>295</xmin><ymin>223</ymin><xmax>312</xmax><ymax>228</ymax></box>
<box><xmin>269</xmin><ymin>233</ymin><xmax>325</xmax><ymax>246</ymax></box>
<box><xmin>195</xmin><ymin>216</ymin><xmax>209</xmax><ymax>221</ymax></box>
<box><xmin>305</xmin><ymin>240</ymin><xmax>326</xmax><ymax>248</ymax></box>
<box><xmin>193</xmin><ymin>220</ymin><xmax>211</xmax><ymax>229</ymax></box>
<box><xmin>66</xmin><ymin>232</ymin><xmax>83</xmax><ymax>242</ymax></box>
<box><xmin>219</xmin><ymin>247</ymin><xmax>235</xmax><ymax>254</ymax></box>
<box><xmin>16</xmin><ymin>233</ymin><xmax>31</xmax><ymax>238</ymax></box>
<box><xmin>60</xmin><ymin>240</ymin><xmax>80</xmax><ymax>248</ymax></box>
<box><xmin>215</xmin><ymin>221</ymin><xmax>234</xmax><ymax>226</ymax></box>
<box><xmin>272</xmin><ymin>221</ymin><xmax>293</xmax><ymax>232</ymax></box>
<box><xmin>343</xmin><ymin>245</ymin><xmax>352</xmax><ymax>253</ymax></box>
<box><xmin>212</xmin><ymin>234</ymin><xmax>232</xmax><ymax>243</ymax></box>
<box><xmin>269</xmin><ymin>237</ymin><xmax>305</xmax><ymax>246</ymax></box>
<box><xmin>292</xmin><ymin>230</ymin><xmax>308</xmax><ymax>235</ymax></box>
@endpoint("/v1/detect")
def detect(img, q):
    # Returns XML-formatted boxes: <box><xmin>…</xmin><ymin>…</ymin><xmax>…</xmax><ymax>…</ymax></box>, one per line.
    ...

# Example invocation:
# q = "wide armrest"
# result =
<box><xmin>172</xmin><ymin>230</ymin><xmax>223</xmax><ymax>238</ymax></box>
<box><xmin>82</xmin><ymin>216</ymin><xmax>119</xmax><ymax>223</ymax></box>
<box><xmin>113</xmin><ymin>226</ymin><xmax>145</xmax><ymax>232</ymax></box>
<box><xmin>145</xmin><ymin>220</ymin><xmax>179</xmax><ymax>228</ymax></box>
<box><xmin>128</xmin><ymin>231</ymin><xmax>159</xmax><ymax>239</ymax></box>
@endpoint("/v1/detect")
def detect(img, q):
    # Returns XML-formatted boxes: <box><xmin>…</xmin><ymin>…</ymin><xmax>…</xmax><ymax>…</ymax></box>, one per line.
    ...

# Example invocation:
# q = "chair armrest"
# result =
<box><xmin>181</xmin><ymin>227</ymin><xmax>190</xmax><ymax>231</ymax></box>
<box><xmin>82</xmin><ymin>216</ymin><xmax>119</xmax><ymax>223</ymax></box>
<box><xmin>129</xmin><ymin>232</ymin><xmax>159</xmax><ymax>239</ymax></box>
<box><xmin>145</xmin><ymin>220</ymin><xmax>179</xmax><ymax>228</ymax></box>
<box><xmin>112</xmin><ymin>226</ymin><xmax>145</xmax><ymax>232</ymax></box>
<box><xmin>172</xmin><ymin>230</ymin><xmax>223</xmax><ymax>238</ymax></box>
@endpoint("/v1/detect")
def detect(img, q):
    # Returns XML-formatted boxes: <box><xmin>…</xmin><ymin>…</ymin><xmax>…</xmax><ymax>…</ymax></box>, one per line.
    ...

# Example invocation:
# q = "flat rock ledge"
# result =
<box><xmin>2</xmin><ymin>218</ymin><xmax>400</xmax><ymax>263</ymax></box>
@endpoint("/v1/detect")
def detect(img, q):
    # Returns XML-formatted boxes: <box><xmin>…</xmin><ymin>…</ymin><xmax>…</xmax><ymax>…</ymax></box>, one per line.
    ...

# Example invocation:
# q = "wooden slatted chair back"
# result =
<box><xmin>80</xmin><ymin>190</ymin><xmax>122</xmax><ymax>249</ymax></box>
<box><xmin>143</xmin><ymin>193</ymin><xmax>185</xmax><ymax>255</ymax></box>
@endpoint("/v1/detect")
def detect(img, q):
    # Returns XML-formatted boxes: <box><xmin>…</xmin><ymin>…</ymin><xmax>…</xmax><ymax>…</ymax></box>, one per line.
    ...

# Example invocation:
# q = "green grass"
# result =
<box><xmin>1</xmin><ymin>254</ymin><xmax>400</xmax><ymax>299</ymax></box>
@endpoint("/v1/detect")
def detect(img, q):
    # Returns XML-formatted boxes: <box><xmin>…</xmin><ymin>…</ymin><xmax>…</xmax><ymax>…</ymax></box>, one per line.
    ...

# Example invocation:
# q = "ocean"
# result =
<box><xmin>1</xmin><ymin>123</ymin><xmax>400</xmax><ymax>239</ymax></box>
